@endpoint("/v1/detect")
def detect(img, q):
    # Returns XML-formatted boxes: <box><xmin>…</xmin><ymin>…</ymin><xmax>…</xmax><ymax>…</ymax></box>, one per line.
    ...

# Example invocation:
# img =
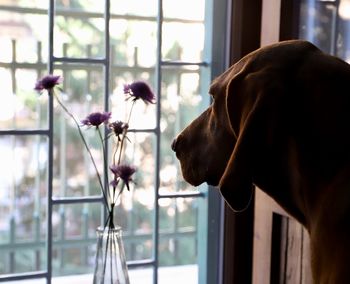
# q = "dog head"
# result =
<box><xmin>171</xmin><ymin>51</ymin><xmax>257</xmax><ymax>211</ymax></box>
<box><xmin>172</xmin><ymin>40</ymin><xmax>322</xmax><ymax>212</ymax></box>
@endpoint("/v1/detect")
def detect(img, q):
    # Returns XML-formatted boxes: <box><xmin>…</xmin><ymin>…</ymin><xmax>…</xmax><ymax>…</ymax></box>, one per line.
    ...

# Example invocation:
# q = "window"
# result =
<box><xmin>0</xmin><ymin>0</ymin><xmax>228</xmax><ymax>283</ymax></box>
<box><xmin>299</xmin><ymin>0</ymin><xmax>350</xmax><ymax>60</ymax></box>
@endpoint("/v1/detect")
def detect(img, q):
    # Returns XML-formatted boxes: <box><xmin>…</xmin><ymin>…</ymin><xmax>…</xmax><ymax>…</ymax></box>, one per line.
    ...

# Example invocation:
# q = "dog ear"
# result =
<box><xmin>219</xmin><ymin>69</ymin><xmax>276</xmax><ymax>212</ymax></box>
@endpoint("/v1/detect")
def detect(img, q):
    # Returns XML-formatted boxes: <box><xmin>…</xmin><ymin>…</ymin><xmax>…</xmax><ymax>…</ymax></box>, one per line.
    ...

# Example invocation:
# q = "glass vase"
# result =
<box><xmin>93</xmin><ymin>226</ymin><xmax>130</xmax><ymax>284</ymax></box>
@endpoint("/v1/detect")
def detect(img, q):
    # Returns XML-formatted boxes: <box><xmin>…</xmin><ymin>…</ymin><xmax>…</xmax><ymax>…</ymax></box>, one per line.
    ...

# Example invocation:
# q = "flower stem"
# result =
<box><xmin>97</xmin><ymin>126</ymin><xmax>109</xmax><ymax>199</ymax></box>
<box><xmin>53</xmin><ymin>91</ymin><xmax>110</xmax><ymax>210</ymax></box>
<box><xmin>117</xmin><ymin>100</ymin><xmax>136</xmax><ymax>165</ymax></box>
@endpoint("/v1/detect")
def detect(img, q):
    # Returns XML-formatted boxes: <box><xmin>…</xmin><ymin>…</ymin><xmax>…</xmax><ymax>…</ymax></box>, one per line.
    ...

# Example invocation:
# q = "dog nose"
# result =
<box><xmin>171</xmin><ymin>138</ymin><xmax>177</xmax><ymax>152</ymax></box>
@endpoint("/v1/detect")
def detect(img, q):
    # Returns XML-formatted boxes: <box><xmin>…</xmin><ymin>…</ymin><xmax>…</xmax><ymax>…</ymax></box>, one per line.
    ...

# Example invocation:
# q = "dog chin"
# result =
<box><xmin>182</xmin><ymin>170</ymin><xmax>219</xmax><ymax>188</ymax></box>
<box><xmin>181</xmin><ymin>169</ymin><xmax>205</xmax><ymax>187</ymax></box>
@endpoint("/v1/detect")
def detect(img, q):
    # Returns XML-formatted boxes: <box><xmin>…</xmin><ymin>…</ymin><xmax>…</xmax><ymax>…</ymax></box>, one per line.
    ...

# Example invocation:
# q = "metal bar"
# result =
<box><xmin>0</xmin><ymin>5</ymin><xmax>203</xmax><ymax>24</ymax></box>
<box><xmin>161</xmin><ymin>60</ymin><xmax>209</xmax><ymax>67</ymax></box>
<box><xmin>0</xmin><ymin>271</ymin><xmax>48</xmax><ymax>282</ymax></box>
<box><xmin>0</xmin><ymin>129</ymin><xmax>49</xmax><ymax>136</ymax></box>
<box><xmin>103</xmin><ymin>0</ymin><xmax>111</xmax><ymax>198</ymax></box>
<box><xmin>53</xmin><ymin>56</ymin><xmax>107</xmax><ymax>64</ymax></box>
<box><xmin>154</xmin><ymin>1</ymin><xmax>163</xmax><ymax>283</ymax></box>
<box><xmin>47</xmin><ymin>1</ymin><xmax>55</xmax><ymax>283</ymax></box>
<box><xmin>158</xmin><ymin>192</ymin><xmax>205</xmax><ymax>199</ymax></box>
<box><xmin>52</xmin><ymin>196</ymin><xmax>104</xmax><ymax>204</ymax></box>
<box><xmin>127</xmin><ymin>259</ymin><xmax>156</xmax><ymax>268</ymax></box>
<box><xmin>0</xmin><ymin>62</ymin><xmax>204</xmax><ymax>75</ymax></box>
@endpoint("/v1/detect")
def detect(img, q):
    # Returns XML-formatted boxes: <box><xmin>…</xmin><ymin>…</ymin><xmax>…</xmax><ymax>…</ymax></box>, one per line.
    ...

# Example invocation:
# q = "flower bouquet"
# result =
<box><xmin>35</xmin><ymin>75</ymin><xmax>155</xmax><ymax>283</ymax></box>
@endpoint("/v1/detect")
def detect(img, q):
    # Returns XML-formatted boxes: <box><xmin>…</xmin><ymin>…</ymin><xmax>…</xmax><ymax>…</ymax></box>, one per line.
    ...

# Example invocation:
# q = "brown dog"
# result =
<box><xmin>172</xmin><ymin>40</ymin><xmax>350</xmax><ymax>283</ymax></box>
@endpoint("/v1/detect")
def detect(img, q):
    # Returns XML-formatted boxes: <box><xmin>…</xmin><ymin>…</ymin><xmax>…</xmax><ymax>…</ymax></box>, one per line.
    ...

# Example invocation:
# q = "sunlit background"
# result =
<box><xmin>0</xmin><ymin>0</ymin><xmax>209</xmax><ymax>283</ymax></box>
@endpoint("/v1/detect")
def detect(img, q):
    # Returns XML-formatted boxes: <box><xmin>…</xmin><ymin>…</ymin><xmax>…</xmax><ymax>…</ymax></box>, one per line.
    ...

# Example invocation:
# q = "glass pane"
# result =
<box><xmin>129</xmin><ymin>267</ymin><xmax>153</xmax><ymax>284</ymax></box>
<box><xmin>163</xmin><ymin>0</ymin><xmax>205</xmax><ymax>21</ymax></box>
<box><xmin>55</xmin><ymin>0</ymin><xmax>104</xmax><ymax>13</ymax></box>
<box><xmin>0</xmin><ymin>10</ymin><xmax>49</xmax><ymax>130</ymax></box>
<box><xmin>110</xmin><ymin>0</ymin><xmax>157</xmax><ymax>17</ymax></box>
<box><xmin>162</xmin><ymin>22</ymin><xmax>205</xmax><ymax>62</ymax></box>
<box><xmin>158</xmin><ymin>198</ymin><xmax>198</xmax><ymax>267</ymax></box>
<box><xmin>110</xmin><ymin>80</ymin><xmax>157</xmax><ymax>130</ymax></box>
<box><xmin>54</xmin><ymin>16</ymin><xmax>105</xmax><ymax>58</ymax></box>
<box><xmin>1</xmin><ymin>0</ymin><xmax>48</xmax><ymax>9</ymax></box>
<box><xmin>109</xmin><ymin>19</ymin><xmax>157</xmax><ymax>68</ymax></box>
<box><xmin>115</xmin><ymin>132</ymin><xmax>155</xmax><ymax>262</ymax></box>
<box><xmin>0</xmin><ymin>69</ymin><xmax>49</xmax><ymax>129</ymax></box>
<box><xmin>299</xmin><ymin>0</ymin><xmax>337</xmax><ymax>53</ymax></box>
<box><xmin>336</xmin><ymin>18</ymin><xmax>350</xmax><ymax>61</ymax></box>
<box><xmin>0</xmin><ymin>135</ymin><xmax>48</xmax><ymax>275</ymax></box>
<box><xmin>52</xmin><ymin>203</ymin><xmax>102</xmax><ymax>276</ymax></box>
<box><xmin>52</xmin><ymin>67</ymin><xmax>104</xmax><ymax>198</ymax></box>
<box><xmin>158</xmin><ymin>265</ymin><xmax>198</xmax><ymax>284</ymax></box>
<box><xmin>159</xmin><ymin>67</ymin><xmax>210</xmax><ymax>194</ymax></box>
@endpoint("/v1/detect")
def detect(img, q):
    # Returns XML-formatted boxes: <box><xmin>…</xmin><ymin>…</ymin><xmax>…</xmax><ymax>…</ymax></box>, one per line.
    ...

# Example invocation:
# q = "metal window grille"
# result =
<box><xmin>0</xmin><ymin>0</ymin><xmax>230</xmax><ymax>283</ymax></box>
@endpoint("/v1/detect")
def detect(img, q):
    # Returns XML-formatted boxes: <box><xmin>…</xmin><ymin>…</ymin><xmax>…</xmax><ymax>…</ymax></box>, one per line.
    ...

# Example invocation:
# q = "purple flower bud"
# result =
<box><xmin>110</xmin><ymin>164</ymin><xmax>136</xmax><ymax>191</ymax></box>
<box><xmin>123</xmin><ymin>81</ymin><xmax>156</xmax><ymax>104</ymax></box>
<box><xmin>35</xmin><ymin>75</ymin><xmax>61</xmax><ymax>93</ymax></box>
<box><xmin>82</xmin><ymin>111</ymin><xmax>111</xmax><ymax>127</ymax></box>
<box><xmin>109</xmin><ymin>121</ymin><xmax>129</xmax><ymax>141</ymax></box>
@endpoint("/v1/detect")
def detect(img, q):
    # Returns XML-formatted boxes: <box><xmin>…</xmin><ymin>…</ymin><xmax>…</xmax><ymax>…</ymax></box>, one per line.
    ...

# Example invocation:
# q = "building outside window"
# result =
<box><xmin>0</xmin><ymin>0</ymin><xmax>228</xmax><ymax>283</ymax></box>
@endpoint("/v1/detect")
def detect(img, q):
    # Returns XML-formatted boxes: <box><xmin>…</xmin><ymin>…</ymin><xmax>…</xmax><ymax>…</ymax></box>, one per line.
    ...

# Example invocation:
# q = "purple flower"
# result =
<box><xmin>82</xmin><ymin>111</ymin><xmax>111</xmax><ymax>127</ymax></box>
<box><xmin>124</xmin><ymin>81</ymin><xmax>156</xmax><ymax>104</ymax></box>
<box><xmin>110</xmin><ymin>164</ymin><xmax>136</xmax><ymax>191</ymax></box>
<box><xmin>109</xmin><ymin>121</ymin><xmax>129</xmax><ymax>141</ymax></box>
<box><xmin>35</xmin><ymin>75</ymin><xmax>61</xmax><ymax>93</ymax></box>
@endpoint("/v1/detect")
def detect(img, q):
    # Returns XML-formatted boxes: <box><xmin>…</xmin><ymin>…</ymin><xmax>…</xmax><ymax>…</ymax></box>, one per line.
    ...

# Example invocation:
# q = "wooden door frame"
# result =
<box><xmin>222</xmin><ymin>1</ymin><xmax>262</xmax><ymax>283</ymax></box>
<box><xmin>222</xmin><ymin>0</ymin><xmax>301</xmax><ymax>283</ymax></box>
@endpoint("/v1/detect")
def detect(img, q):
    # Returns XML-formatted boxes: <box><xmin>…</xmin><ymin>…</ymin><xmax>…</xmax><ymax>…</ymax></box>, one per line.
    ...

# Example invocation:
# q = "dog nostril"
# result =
<box><xmin>171</xmin><ymin>138</ymin><xmax>177</xmax><ymax>152</ymax></box>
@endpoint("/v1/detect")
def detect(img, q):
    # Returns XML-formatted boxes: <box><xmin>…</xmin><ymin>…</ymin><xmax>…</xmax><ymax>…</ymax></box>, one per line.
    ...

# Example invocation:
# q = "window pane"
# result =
<box><xmin>54</xmin><ymin>13</ymin><xmax>105</xmax><ymax>58</ymax></box>
<box><xmin>110</xmin><ymin>0</ymin><xmax>157</xmax><ymax>17</ymax></box>
<box><xmin>0</xmin><ymin>10</ymin><xmax>49</xmax><ymax>130</ymax></box>
<box><xmin>299</xmin><ymin>0</ymin><xmax>337</xmax><ymax>53</ymax></box>
<box><xmin>115</xmin><ymin>132</ymin><xmax>156</xmax><ymax>262</ymax></box>
<box><xmin>129</xmin><ymin>267</ymin><xmax>153</xmax><ymax>284</ymax></box>
<box><xmin>0</xmin><ymin>135</ymin><xmax>48</xmax><ymax>274</ymax></box>
<box><xmin>163</xmin><ymin>0</ymin><xmax>205</xmax><ymax>21</ymax></box>
<box><xmin>159</xmin><ymin>67</ymin><xmax>209</xmax><ymax>194</ymax></box>
<box><xmin>109</xmin><ymin>19</ymin><xmax>157</xmax><ymax>68</ymax></box>
<box><xmin>52</xmin><ymin>67</ymin><xmax>105</xmax><ymax>198</ymax></box>
<box><xmin>110</xmin><ymin>79</ymin><xmax>157</xmax><ymax>130</ymax></box>
<box><xmin>159</xmin><ymin>198</ymin><xmax>198</xmax><ymax>266</ymax></box>
<box><xmin>52</xmin><ymin>203</ymin><xmax>102</xmax><ymax>276</ymax></box>
<box><xmin>55</xmin><ymin>0</ymin><xmax>104</xmax><ymax>13</ymax></box>
<box><xmin>0</xmin><ymin>68</ymin><xmax>49</xmax><ymax>129</ymax></box>
<box><xmin>158</xmin><ymin>265</ymin><xmax>198</xmax><ymax>284</ymax></box>
<box><xmin>162</xmin><ymin>22</ymin><xmax>205</xmax><ymax>62</ymax></box>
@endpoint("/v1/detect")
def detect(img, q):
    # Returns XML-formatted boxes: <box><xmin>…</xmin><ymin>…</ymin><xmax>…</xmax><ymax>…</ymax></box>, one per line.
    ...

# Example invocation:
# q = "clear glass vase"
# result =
<box><xmin>93</xmin><ymin>226</ymin><xmax>130</xmax><ymax>284</ymax></box>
